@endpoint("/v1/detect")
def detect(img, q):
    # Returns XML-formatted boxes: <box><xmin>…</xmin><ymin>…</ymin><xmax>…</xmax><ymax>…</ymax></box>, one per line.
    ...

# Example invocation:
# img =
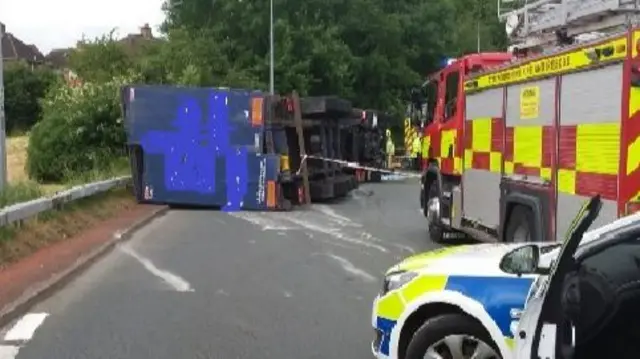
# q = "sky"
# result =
<box><xmin>1</xmin><ymin>0</ymin><xmax>166</xmax><ymax>54</ymax></box>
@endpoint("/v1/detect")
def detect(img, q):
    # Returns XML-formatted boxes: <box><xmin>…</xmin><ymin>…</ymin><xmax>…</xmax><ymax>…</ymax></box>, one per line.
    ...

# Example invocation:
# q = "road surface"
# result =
<box><xmin>1</xmin><ymin>179</ymin><xmax>440</xmax><ymax>359</ymax></box>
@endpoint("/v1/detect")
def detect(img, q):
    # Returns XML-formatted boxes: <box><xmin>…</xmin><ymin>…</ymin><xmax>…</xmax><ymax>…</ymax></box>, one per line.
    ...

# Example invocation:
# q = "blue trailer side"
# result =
<box><xmin>122</xmin><ymin>85</ymin><xmax>281</xmax><ymax>211</ymax></box>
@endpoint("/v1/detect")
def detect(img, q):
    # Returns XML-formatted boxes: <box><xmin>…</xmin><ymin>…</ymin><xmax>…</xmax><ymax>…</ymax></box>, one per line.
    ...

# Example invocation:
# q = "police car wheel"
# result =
<box><xmin>405</xmin><ymin>313</ymin><xmax>500</xmax><ymax>359</ymax></box>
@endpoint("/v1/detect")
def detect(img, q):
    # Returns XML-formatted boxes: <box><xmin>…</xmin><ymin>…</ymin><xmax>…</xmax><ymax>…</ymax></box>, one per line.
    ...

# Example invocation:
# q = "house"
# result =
<box><xmin>1</xmin><ymin>22</ymin><xmax>45</xmax><ymax>65</ymax></box>
<box><xmin>121</xmin><ymin>23</ymin><xmax>154</xmax><ymax>43</ymax></box>
<box><xmin>46</xmin><ymin>23</ymin><xmax>157</xmax><ymax>87</ymax></box>
<box><xmin>45</xmin><ymin>48</ymin><xmax>72</xmax><ymax>69</ymax></box>
<box><xmin>119</xmin><ymin>23</ymin><xmax>157</xmax><ymax>55</ymax></box>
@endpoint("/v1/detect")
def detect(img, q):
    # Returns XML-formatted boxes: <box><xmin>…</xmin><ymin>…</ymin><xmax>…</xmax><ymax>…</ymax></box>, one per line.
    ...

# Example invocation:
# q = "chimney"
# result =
<box><xmin>140</xmin><ymin>23</ymin><xmax>152</xmax><ymax>39</ymax></box>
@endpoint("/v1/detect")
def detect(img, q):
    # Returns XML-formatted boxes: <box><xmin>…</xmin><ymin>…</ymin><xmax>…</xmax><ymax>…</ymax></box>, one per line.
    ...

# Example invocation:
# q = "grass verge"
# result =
<box><xmin>0</xmin><ymin>187</ymin><xmax>136</xmax><ymax>267</ymax></box>
<box><xmin>3</xmin><ymin>135</ymin><xmax>130</xmax><ymax>208</ymax></box>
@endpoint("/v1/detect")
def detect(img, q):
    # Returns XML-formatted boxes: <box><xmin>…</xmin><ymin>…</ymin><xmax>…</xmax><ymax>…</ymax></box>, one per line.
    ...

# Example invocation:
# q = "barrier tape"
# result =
<box><xmin>296</xmin><ymin>154</ymin><xmax>422</xmax><ymax>178</ymax></box>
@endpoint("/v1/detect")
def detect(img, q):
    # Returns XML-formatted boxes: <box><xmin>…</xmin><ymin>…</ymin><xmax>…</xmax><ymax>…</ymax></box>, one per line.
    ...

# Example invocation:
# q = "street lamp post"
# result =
<box><xmin>269</xmin><ymin>0</ymin><xmax>274</xmax><ymax>94</ymax></box>
<box><xmin>0</xmin><ymin>25</ymin><xmax>7</xmax><ymax>190</ymax></box>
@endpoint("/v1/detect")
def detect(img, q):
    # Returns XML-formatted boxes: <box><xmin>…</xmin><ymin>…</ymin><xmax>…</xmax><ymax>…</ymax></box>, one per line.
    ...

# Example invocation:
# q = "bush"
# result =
<box><xmin>3</xmin><ymin>61</ymin><xmax>58</xmax><ymax>134</ymax></box>
<box><xmin>26</xmin><ymin>74</ymin><xmax>139</xmax><ymax>182</ymax></box>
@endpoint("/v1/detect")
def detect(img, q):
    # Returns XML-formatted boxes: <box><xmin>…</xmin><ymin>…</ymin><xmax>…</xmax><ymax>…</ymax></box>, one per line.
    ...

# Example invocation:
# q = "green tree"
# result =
<box><xmin>135</xmin><ymin>27</ymin><xmax>263</xmax><ymax>89</ymax></box>
<box><xmin>157</xmin><ymin>0</ymin><xmax>506</xmax><ymax>118</ymax></box>
<box><xmin>67</xmin><ymin>30</ymin><xmax>134</xmax><ymax>83</ymax></box>
<box><xmin>3</xmin><ymin>61</ymin><xmax>58</xmax><ymax>133</ymax></box>
<box><xmin>448</xmin><ymin>0</ymin><xmax>507</xmax><ymax>55</ymax></box>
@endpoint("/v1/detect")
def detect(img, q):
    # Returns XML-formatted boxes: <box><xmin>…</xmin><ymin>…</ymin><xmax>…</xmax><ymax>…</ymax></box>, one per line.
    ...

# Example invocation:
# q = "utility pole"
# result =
<box><xmin>476</xmin><ymin>0</ymin><xmax>482</xmax><ymax>52</ymax></box>
<box><xmin>0</xmin><ymin>24</ymin><xmax>7</xmax><ymax>191</ymax></box>
<box><xmin>477</xmin><ymin>20</ymin><xmax>481</xmax><ymax>52</ymax></box>
<box><xmin>269</xmin><ymin>0</ymin><xmax>275</xmax><ymax>94</ymax></box>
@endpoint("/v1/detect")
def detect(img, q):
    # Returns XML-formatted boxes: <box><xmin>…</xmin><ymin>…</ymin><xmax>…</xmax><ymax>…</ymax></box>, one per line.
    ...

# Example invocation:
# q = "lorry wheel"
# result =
<box><xmin>425</xmin><ymin>181</ymin><xmax>444</xmax><ymax>243</ymax></box>
<box><xmin>405</xmin><ymin>314</ymin><xmax>501</xmax><ymax>359</ymax></box>
<box><xmin>505</xmin><ymin>205</ymin><xmax>534</xmax><ymax>242</ymax></box>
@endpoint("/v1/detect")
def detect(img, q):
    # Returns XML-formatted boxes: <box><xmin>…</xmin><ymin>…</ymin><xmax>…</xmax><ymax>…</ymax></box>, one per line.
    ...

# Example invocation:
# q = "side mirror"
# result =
<box><xmin>499</xmin><ymin>244</ymin><xmax>541</xmax><ymax>276</ymax></box>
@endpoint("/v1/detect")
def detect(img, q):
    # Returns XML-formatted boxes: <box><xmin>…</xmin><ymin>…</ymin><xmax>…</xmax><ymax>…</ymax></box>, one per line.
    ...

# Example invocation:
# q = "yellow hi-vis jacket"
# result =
<box><xmin>411</xmin><ymin>137</ymin><xmax>421</xmax><ymax>157</ymax></box>
<box><xmin>385</xmin><ymin>129</ymin><xmax>395</xmax><ymax>155</ymax></box>
<box><xmin>421</xmin><ymin>136</ymin><xmax>429</xmax><ymax>158</ymax></box>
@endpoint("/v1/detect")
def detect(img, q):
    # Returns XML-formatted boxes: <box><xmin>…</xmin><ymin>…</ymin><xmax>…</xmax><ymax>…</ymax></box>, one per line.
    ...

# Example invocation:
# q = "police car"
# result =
<box><xmin>372</xmin><ymin>195</ymin><xmax>640</xmax><ymax>359</ymax></box>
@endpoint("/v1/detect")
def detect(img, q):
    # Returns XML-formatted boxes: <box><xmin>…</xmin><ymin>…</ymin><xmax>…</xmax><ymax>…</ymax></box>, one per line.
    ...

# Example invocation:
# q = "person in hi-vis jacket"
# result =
<box><xmin>385</xmin><ymin>129</ymin><xmax>395</xmax><ymax>169</ymax></box>
<box><xmin>411</xmin><ymin>134</ymin><xmax>421</xmax><ymax>171</ymax></box>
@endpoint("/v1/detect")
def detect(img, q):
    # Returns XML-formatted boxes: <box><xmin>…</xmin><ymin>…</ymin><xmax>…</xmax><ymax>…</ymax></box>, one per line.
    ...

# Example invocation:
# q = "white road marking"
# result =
<box><xmin>229</xmin><ymin>209</ymin><xmax>403</xmax><ymax>254</ymax></box>
<box><xmin>392</xmin><ymin>242</ymin><xmax>416</xmax><ymax>254</ymax></box>
<box><xmin>283</xmin><ymin>291</ymin><xmax>292</xmax><ymax>298</ymax></box>
<box><xmin>3</xmin><ymin>313</ymin><xmax>49</xmax><ymax>341</ymax></box>
<box><xmin>231</xmin><ymin>212</ymin><xmax>358</xmax><ymax>249</ymax></box>
<box><xmin>0</xmin><ymin>345</ymin><xmax>20</xmax><ymax>359</ymax></box>
<box><xmin>323</xmin><ymin>253</ymin><xmax>376</xmax><ymax>282</ymax></box>
<box><xmin>313</xmin><ymin>205</ymin><xmax>361</xmax><ymax>227</ymax></box>
<box><xmin>119</xmin><ymin>244</ymin><xmax>194</xmax><ymax>292</ymax></box>
<box><xmin>358</xmin><ymin>231</ymin><xmax>385</xmax><ymax>244</ymax></box>
<box><xmin>227</xmin><ymin>212</ymin><xmax>293</xmax><ymax>231</ymax></box>
<box><xmin>216</xmin><ymin>289</ymin><xmax>229</xmax><ymax>296</ymax></box>
<box><xmin>212</xmin><ymin>216</ymin><xmax>226</xmax><ymax>225</ymax></box>
<box><xmin>283</xmin><ymin>216</ymin><xmax>388</xmax><ymax>252</ymax></box>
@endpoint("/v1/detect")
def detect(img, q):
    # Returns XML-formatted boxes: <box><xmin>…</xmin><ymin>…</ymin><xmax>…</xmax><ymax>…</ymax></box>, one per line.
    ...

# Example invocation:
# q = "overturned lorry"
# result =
<box><xmin>122</xmin><ymin>85</ymin><xmax>376</xmax><ymax>211</ymax></box>
<box><xmin>341</xmin><ymin>109</ymin><xmax>392</xmax><ymax>183</ymax></box>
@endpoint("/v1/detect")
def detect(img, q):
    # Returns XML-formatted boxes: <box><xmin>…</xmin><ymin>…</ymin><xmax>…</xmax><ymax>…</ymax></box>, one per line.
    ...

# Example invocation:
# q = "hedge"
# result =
<box><xmin>3</xmin><ymin>61</ymin><xmax>57</xmax><ymax>134</ymax></box>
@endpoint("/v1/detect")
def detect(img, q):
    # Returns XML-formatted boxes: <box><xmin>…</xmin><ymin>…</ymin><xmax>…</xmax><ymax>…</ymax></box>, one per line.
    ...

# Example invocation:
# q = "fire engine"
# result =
<box><xmin>418</xmin><ymin>0</ymin><xmax>640</xmax><ymax>243</ymax></box>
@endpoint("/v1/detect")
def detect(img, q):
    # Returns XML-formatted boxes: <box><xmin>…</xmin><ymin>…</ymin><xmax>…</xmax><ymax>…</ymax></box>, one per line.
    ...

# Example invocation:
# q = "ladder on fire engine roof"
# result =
<box><xmin>497</xmin><ymin>0</ymin><xmax>640</xmax><ymax>53</ymax></box>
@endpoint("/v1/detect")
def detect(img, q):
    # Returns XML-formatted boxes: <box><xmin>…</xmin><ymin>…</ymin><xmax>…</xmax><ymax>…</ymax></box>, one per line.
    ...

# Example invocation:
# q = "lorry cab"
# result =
<box><xmin>417</xmin><ymin>53</ymin><xmax>513</xmax><ymax>173</ymax></box>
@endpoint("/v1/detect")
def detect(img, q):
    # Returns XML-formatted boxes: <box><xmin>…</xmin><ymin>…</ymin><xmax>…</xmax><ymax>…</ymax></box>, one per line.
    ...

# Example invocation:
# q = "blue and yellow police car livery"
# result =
<box><xmin>371</xmin><ymin>243</ymin><xmax>554</xmax><ymax>359</ymax></box>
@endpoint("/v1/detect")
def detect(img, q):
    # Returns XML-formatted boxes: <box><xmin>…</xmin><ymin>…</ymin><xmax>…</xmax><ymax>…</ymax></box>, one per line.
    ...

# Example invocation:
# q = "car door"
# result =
<box><xmin>519</xmin><ymin>195</ymin><xmax>602</xmax><ymax>359</ymax></box>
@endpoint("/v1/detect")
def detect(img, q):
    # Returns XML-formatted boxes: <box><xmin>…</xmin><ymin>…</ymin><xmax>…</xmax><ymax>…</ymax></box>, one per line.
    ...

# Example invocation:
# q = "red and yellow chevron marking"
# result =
<box><xmin>556</xmin><ymin>123</ymin><xmax>620</xmax><ymax>200</ymax></box>
<box><xmin>503</xmin><ymin>124</ymin><xmax>553</xmax><ymax>180</ymax></box>
<box><xmin>624</xmin><ymin>40</ymin><xmax>640</xmax><ymax>213</ymax></box>
<box><xmin>404</xmin><ymin>118</ymin><xmax>418</xmax><ymax>156</ymax></box>
<box><xmin>439</xmin><ymin>129</ymin><xmax>462</xmax><ymax>175</ymax></box>
<box><xmin>464</xmin><ymin>117</ymin><xmax>503</xmax><ymax>173</ymax></box>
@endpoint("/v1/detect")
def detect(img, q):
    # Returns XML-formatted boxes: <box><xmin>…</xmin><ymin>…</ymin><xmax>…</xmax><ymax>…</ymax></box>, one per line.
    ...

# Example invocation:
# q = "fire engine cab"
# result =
<box><xmin>418</xmin><ymin>0</ymin><xmax>640</xmax><ymax>244</ymax></box>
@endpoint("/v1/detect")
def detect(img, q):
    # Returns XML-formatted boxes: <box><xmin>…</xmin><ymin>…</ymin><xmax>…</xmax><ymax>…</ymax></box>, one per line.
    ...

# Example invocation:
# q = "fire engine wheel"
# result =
<box><xmin>426</xmin><ymin>181</ymin><xmax>444</xmax><ymax>243</ymax></box>
<box><xmin>505</xmin><ymin>205</ymin><xmax>534</xmax><ymax>243</ymax></box>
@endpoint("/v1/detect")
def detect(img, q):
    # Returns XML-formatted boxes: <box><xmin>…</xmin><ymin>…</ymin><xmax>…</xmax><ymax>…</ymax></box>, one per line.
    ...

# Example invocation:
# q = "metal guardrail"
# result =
<box><xmin>0</xmin><ymin>176</ymin><xmax>132</xmax><ymax>227</ymax></box>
